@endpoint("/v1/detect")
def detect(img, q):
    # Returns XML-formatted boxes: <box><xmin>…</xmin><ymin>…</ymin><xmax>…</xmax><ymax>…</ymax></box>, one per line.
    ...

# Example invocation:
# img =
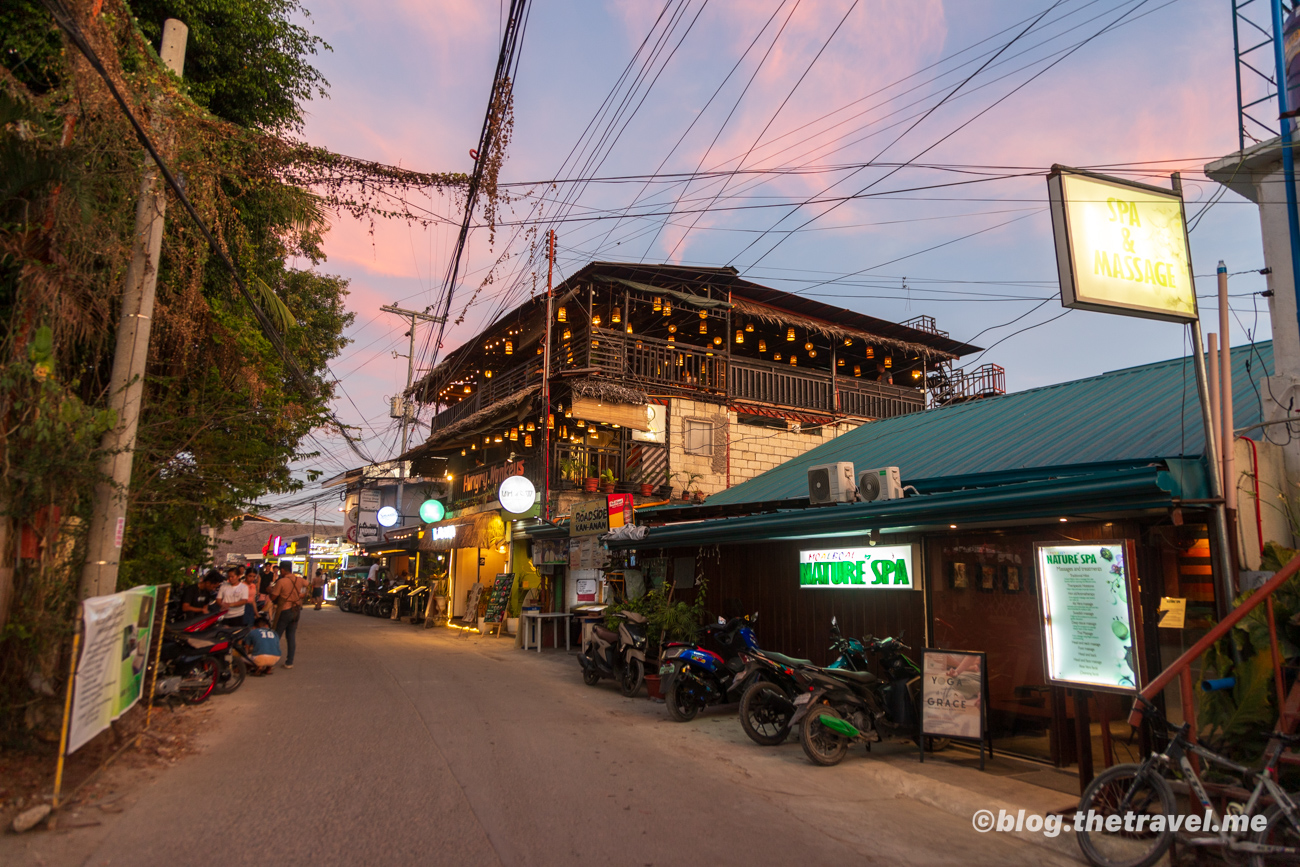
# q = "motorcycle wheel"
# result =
<box><xmin>582</xmin><ymin>665</ymin><xmax>601</xmax><ymax>686</ymax></box>
<box><xmin>378</xmin><ymin>600</ymin><xmax>394</xmax><ymax>619</ymax></box>
<box><xmin>664</xmin><ymin>676</ymin><xmax>700</xmax><ymax>722</ymax></box>
<box><xmin>740</xmin><ymin>681</ymin><xmax>794</xmax><ymax>746</ymax></box>
<box><xmin>213</xmin><ymin>656</ymin><xmax>247</xmax><ymax>695</ymax></box>
<box><xmin>179</xmin><ymin>657</ymin><xmax>219</xmax><ymax>705</ymax></box>
<box><xmin>620</xmin><ymin>659</ymin><xmax>644</xmax><ymax>697</ymax></box>
<box><xmin>800</xmin><ymin>705</ymin><xmax>850</xmax><ymax>766</ymax></box>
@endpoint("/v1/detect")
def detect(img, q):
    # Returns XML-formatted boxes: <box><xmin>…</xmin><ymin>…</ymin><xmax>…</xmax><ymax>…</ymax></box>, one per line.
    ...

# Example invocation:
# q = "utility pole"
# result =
<box><xmin>542</xmin><ymin>230</ymin><xmax>555</xmax><ymax>521</ymax></box>
<box><xmin>381</xmin><ymin>305</ymin><xmax>445</xmax><ymax>524</ymax></box>
<box><xmin>81</xmin><ymin>20</ymin><xmax>188</xmax><ymax>600</ymax></box>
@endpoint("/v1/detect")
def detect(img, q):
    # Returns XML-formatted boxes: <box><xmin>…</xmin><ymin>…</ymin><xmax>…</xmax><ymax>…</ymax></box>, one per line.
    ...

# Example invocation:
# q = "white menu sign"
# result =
<box><xmin>1035</xmin><ymin>542</ymin><xmax>1138</xmax><ymax>693</ymax></box>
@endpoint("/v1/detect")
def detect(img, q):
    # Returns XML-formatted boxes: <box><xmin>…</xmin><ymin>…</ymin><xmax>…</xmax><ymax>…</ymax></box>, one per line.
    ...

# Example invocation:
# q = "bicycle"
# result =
<box><xmin>1076</xmin><ymin>695</ymin><xmax>1300</xmax><ymax>867</ymax></box>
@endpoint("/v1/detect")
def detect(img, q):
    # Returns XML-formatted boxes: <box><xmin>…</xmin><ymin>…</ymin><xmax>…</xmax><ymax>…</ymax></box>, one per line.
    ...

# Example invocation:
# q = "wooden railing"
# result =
<box><xmin>429</xmin><ymin>364</ymin><xmax>539</xmax><ymax>431</ymax></box>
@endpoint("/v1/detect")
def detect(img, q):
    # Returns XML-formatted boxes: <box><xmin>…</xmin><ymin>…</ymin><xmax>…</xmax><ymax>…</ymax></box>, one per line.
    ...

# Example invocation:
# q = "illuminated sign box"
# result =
<box><xmin>1047</xmin><ymin>167</ymin><xmax>1198</xmax><ymax>323</ymax></box>
<box><xmin>1034</xmin><ymin>541</ymin><xmax>1139</xmax><ymax>693</ymax></box>
<box><xmin>798</xmin><ymin>545</ymin><xmax>917</xmax><ymax>590</ymax></box>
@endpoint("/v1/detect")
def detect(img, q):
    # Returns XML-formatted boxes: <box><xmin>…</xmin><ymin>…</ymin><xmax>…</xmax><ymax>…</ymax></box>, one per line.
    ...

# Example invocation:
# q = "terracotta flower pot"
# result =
<box><xmin>639</xmin><ymin>483</ymin><xmax>655</xmax><ymax>498</ymax></box>
<box><xmin>602</xmin><ymin>482</ymin><xmax>616</xmax><ymax>494</ymax></box>
<box><xmin>584</xmin><ymin>477</ymin><xmax>599</xmax><ymax>493</ymax></box>
<box><xmin>645</xmin><ymin>673</ymin><xmax>663</xmax><ymax>700</ymax></box>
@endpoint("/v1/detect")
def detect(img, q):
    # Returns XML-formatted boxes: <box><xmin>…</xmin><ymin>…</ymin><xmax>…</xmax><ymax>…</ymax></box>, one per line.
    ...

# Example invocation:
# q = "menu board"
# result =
<box><xmin>483</xmin><ymin>574</ymin><xmax>514</xmax><ymax>623</ymax></box>
<box><xmin>1035</xmin><ymin>541</ymin><xmax>1138</xmax><ymax>693</ymax></box>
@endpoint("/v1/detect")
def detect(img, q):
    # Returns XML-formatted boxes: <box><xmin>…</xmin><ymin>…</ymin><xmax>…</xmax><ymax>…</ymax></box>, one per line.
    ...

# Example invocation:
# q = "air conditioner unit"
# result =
<box><xmin>857</xmin><ymin>466</ymin><xmax>903</xmax><ymax>502</ymax></box>
<box><xmin>808</xmin><ymin>462</ymin><xmax>856</xmax><ymax>505</ymax></box>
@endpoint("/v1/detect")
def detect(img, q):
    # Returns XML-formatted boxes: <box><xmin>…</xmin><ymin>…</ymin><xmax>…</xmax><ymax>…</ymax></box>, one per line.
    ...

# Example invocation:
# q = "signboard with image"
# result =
<box><xmin>798</xmin><ymin>545</ymin><xmax>917</xmax><ymax>590</ymax></box>
<box><xmin>1034</xmin><ymin>541</ymin><xmax>1139</xmax><ymax>693</ymax></box>
<box><xmin>1047</xmin><ymin>167</ymin><xmax>1197</xmax><ymax>323</ymax></box>
<box><xmin>68</xmin><ymin>586</ymin><xmax>159</xmax><ymax>754</ymax></box>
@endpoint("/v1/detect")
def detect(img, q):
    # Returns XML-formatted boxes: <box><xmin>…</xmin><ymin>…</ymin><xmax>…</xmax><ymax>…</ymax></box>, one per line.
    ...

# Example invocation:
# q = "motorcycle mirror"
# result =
<box><xmin>831</xmin><ymin>615</ymin><xmax>838</xmax><ymax>627</ymax></box>
<box><xmin>718</xmin><ymin>616</ymin><xmax>726</xmax><ymax>625</ymax></box>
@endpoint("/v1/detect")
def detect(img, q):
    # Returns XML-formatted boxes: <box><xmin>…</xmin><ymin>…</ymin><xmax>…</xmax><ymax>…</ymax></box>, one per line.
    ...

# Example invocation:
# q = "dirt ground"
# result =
<box><xmin>1</xmin><ymin>700</ymin><xmax>208</xmax><ymax>833</ymax></box>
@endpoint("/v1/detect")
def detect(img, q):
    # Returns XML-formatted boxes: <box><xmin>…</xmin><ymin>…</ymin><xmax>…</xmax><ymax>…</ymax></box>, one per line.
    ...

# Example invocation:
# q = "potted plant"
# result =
<box><xmin>601</xmin><ymin>468</ymin><xmax>617</xmax><ymax>494</ymax></box>
<box><xmin>557</xmin><ymin>458</ymin><xmax>578</xmax><ymax>491</ymax></box>
<box><xmin>584</xmin><ymin>467</ymin><xmax>599</xmax><ymax>493</ymax></box>
<box><xmin>623</xmin><ymin>577</ymin><xmax>710</xmax><ymax>700</ymax></box>
<box><xmin>682</xmin><ymin>472</ymin><xmax>704</xmax><ymax>503</ymax></box>
<box><xmin>638</xmin><ymin>479</ymin><xmax>655</xmax><ymax>498</ymax></box>
<box><xmin>657</xmin><ymin>470</ymin><xmax>676</xmax><ymax>500</ymax></box>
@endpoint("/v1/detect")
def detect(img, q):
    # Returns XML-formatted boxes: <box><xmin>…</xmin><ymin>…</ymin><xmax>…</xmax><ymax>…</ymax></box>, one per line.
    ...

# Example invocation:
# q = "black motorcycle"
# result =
<box><xmin>579</xmin><ymin>611</ymin><xmax>650</xmax><ymax>696</ymax></box>
<box><xmin>154</xmin><ymin>627</ymin><xmax>222</xmax><ymax>706</ymax></box>
<box><xmin>659</xmin><ymin>614</ymin><xmax>759</xmax><ymax>722</ymax></box>
<box><xmin>737</xmin><ymin>618</ymin><xmax>872</xmax><ymax>746</ymax></box>
<box><xmin>792</xmin><ymin>631</ymin><xmax>943</xmax><ymax>766</ymax></box>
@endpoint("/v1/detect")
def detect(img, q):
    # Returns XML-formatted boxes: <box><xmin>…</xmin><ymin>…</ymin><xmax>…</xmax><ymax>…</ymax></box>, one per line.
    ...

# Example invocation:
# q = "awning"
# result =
<box><xmin>419</xmin><ymin>511</ymin><xmax>507</xmax><ymax>552</ymax></box>
<box><xmin>608</xmin><ymin>462</ymin><xmax>1205</xmax><ymax>549</ymax></box>
<box><xmin>594</xmin><ymin>275</ymin><xmax>732</xmax><ymax>310</ymax></box>
<box><xmin>730</xmin><ymin>404</ymin><xmax>833</xmax><ymax>426</ymax></box>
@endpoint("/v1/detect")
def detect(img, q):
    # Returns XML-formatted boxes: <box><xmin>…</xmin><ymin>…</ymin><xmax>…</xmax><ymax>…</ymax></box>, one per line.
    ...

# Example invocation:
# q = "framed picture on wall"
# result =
<box><xmin>977</xmin><ymin>563</ymin><xmax>996</xmax><ymax>592</ymax></box>
<box><xmin>950</xmin><ymin>561</ymin><xmax>969</xmax><ymax>590</ymax></box>
<box><xmin>1003</xmin><ymin>565</ymin><xmax>1022</xmax><ymax>593</ymax></box>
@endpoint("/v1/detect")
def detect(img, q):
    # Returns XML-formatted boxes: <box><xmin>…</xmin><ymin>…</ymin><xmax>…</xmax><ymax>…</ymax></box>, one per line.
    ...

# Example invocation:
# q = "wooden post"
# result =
<box><xmin>52</xmin><ymin>623</ymin><xmax>82</xmax><ymax>809</ymax></box>
<box><xmin>143</xmin><ymin>585</ymin><xmax>170</xmax><ymax>732</ymax></box>
<box><xmin>1180</xmin><ymin>666</ymin><xmax>1200</xmax><ymax>774</ymax></box>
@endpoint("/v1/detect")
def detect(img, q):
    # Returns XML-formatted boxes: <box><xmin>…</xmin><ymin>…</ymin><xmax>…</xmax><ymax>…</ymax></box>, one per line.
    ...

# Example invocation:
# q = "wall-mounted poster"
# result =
<box><xmin>977</xmin><ymin>563</ymin><xmax>996</xmax><ymax>592</ymax></box>
<box><xmin>1034</xmin><ymin>541</ymin><xmax>1139</xmax><ymax>693</ymax></box>
<box><xmin>950</xmin><ymin>562</ymin><xmax>969</xmax><ymax>590</ymax></box>
<box><xmin>1003</xmin><ymin>565</ymin><xmax>1022</xmax><ymax>593</ymax></box>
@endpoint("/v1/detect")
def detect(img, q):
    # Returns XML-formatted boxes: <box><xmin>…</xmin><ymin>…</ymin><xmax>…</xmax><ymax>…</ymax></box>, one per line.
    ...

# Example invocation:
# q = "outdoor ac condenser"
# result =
<box><xmin>808</xmin><ymin>462</ymin><xmax>856</xmax><ymax>505</ymax></box>
<box><xmin>857</xmin><ymin>466</ymin><xmax>904</xmax><ymax>502</ymax></box>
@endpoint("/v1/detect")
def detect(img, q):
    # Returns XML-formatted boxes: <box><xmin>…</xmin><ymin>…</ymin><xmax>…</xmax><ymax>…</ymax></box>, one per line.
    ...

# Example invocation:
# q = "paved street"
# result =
<box><xmin>5</xmin><ymin>609</ymin><xmax>1082</xmax><ymax>866</ymax></box>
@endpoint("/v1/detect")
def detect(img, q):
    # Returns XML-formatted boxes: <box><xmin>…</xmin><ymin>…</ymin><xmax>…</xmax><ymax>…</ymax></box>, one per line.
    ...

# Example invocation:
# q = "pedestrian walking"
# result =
<box><xmin>269</xmin><ymin>560</ymin><xmax>307</xmax><ymax>668</ymax></box>
<box><xmin>312</xmin><ymin>569</ymin><xmax>325</xmax><ymax>610</ymax></box>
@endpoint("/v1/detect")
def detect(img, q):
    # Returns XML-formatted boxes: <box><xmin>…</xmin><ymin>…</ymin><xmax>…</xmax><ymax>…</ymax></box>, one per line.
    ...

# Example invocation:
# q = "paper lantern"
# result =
<box><xmin>653</xmin><ymin>296</ymin><xmax>662</xmax><ymax>312</ymax></box>
<box><xmin>592</xmin><ymin>313</ymin><xmax>602</xmax><ymax>326</ymax></box>
<box><xmin>735</xmin><ymin>330</ymin><xmax>743</xmax><ymax>344</ymax></box>
<box><xmin>612</xmin><ymin>306</ymin><xmax>621</xmax><ymax>324</ymax></box>
<box><xmin>759</xmin><ymin>340</ymin><xmax>767</xmax><ymax>352</ymax></box>
<box><xmin>786</xmin><ymin>328</ymin><xmax>796</xmax><ymax>341</ymax></box>
<box><xmin>557</xmin><ymin>306</ymin><xmax>567</xmax><ymax>322</ymax></box>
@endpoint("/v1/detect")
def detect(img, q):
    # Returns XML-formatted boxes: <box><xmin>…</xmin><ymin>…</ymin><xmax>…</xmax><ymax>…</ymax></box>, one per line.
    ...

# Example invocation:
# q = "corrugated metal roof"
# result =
<box><xmin>706</xmin><ymin>341</ymin><xmax>1274</xmax><ymax>505</ymax></box>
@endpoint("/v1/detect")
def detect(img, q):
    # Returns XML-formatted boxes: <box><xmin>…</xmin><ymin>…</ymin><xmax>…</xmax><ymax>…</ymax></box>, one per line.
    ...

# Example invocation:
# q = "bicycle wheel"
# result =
<box><xmin>1076</xmin><ymin>763</ymin><xmax>1176</xmax><ymax>867</ymax></box>
<box><xmin>1249</xmin><ymin>802</ymin><xmax>1300</xmax><ymax>867</ymax></box>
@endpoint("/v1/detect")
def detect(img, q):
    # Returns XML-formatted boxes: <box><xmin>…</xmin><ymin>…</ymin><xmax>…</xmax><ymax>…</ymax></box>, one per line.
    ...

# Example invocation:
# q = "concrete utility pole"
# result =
<box><xmin>542</xmin><ymin>229</ymin><xmax>555</xmax><ymax>521</ymax></box>
<box><xmin>81</xmin><ymin>20</ymin><xmax>187</xmax><ymax>600</ymax></box>
<box><xmin>382</xmin><ymin>305</ymin><xmax>445</xmax><ymax>524</ymax></box>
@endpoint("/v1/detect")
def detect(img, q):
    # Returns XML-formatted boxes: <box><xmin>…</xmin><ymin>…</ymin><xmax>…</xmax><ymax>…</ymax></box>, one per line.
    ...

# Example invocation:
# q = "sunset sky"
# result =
<box><xmin>271</xmin><ymin>0</ymin><xmax>1277</xmax><ymax>515</ymax></box>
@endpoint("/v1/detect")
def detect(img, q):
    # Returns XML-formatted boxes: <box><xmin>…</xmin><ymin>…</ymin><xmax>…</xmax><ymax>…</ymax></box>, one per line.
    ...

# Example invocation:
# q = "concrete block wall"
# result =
<box><xmin>666</xmin><ymin>397</ymin><xmax>861</xmax><ymax>496</ymax></box>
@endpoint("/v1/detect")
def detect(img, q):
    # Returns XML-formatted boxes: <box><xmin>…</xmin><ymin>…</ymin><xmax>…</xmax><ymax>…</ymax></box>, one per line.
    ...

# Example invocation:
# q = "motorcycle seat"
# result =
<box><xmin>822</xmin><ymin>668</ymin><xmax>878</xmax><ymax>684</ymax></box>
<box><xmin>765</xmin><ymin>651</ymin><xmax>812</xmax><ymax>667</ymax></box>
<box><xmin>593</xmin><ymin>625</ymin><xmax>619</xmax><ymax>643</ymax></box>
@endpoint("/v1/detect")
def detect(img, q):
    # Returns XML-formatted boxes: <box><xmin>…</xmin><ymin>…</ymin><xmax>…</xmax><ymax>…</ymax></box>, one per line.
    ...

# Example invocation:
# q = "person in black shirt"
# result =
<box><xmin>180</xmin><ymin>571</ymin><xmax>223</xmax><ymax>616</ymax></box>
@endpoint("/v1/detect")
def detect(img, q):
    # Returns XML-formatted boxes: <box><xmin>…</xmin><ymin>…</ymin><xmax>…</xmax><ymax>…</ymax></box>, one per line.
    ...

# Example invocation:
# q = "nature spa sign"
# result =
<box><xmin>1035</xmin><ymin>541</ymin><xmax>1139</xmax><ymax>693</ymax></box>
<box><xmin>1047</xmin><ymin>167</ymin><xmax>1198</xmax><ymax>323</ymax></box>
<box><xmin>798</xmin><ymin>545</ymin><xmax>916</xmax><ymax>590</ymax></box>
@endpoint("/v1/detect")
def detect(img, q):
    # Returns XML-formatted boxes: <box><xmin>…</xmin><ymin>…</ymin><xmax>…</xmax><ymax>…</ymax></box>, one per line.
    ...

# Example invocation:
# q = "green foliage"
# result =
<box><xmin>130</xmin><ymin>0</ymin><xmax>330</xmax><ymax>132</ymax></box>
<box><xmin>1262</xmin><ymin>541</ymin><xmax>1298</xmax><ymax>573</ymax></box>
<box><xmin>609</xmin><ymin>571</ymin><xmax>710</xmax><ymax>651</ymax></box>
<box><xmin>0</xmin><ymin>0</ymin><xmax>66</xmax><ymax>95</ymax></box>
<box><xmin>1199</xmin><ymin>645</ymin><xmax>1276</xmax><ymax>760</ymax></box>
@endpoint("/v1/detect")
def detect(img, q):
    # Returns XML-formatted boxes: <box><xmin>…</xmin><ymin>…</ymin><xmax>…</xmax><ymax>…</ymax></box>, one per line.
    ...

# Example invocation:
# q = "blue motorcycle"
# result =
<box><xmin>659</xmin><ymin>614</ymin><xmax>760</xmax><ymax>722</ymax></box>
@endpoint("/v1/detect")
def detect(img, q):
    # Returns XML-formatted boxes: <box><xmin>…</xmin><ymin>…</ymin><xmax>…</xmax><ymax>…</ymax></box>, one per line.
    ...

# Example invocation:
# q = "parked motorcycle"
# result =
<box><xmin>154</xmin><ymin>631</ymin><xmax>221</xmax><ymax>705</ymax></box>
<box><xmin>659</xmin><ymin>614</ymin><xmax>759</xmax><ymax>722</ymax></box>
<box><xmin>792</xmin><ymin>627</ymin><xmax>940</xmax><ymax>766</ymax></box>
<box><xmin>737</xmin><ymin>619</ymin><xmax>872</xmax><ymax>746</ymax></box>
<box><xmin>578</xmin><ymin>611</ymin><xmax>650</xmax><ymax>696</ymax></box>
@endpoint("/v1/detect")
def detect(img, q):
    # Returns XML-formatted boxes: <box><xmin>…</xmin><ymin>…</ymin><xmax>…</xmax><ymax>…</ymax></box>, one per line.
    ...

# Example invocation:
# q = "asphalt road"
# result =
<box><xmin>5</xmin><ymin>608</ymin><xmax>1079</xmax><ymax>866</ymax></box>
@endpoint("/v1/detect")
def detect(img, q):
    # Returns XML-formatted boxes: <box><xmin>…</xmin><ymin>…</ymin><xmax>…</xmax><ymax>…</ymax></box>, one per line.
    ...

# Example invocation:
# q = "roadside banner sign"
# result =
<box><xmin>67</xmin><ymin>585</ymin><xmax>159</xmax><ymax>754</ymax></box>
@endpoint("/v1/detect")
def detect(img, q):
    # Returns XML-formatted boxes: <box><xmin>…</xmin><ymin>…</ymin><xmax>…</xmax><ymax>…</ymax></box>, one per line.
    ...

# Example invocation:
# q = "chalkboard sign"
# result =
<box><xmin>483</xmin><ymin>573</ymin><xmax>513</xmax><ymax>623</ymax></box>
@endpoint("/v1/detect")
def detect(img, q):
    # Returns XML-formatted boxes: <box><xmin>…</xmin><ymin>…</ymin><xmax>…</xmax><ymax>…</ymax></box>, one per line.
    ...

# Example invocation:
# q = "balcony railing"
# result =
<box><xmin>429</xmin><ymin>363</ymin><xmax>540</xmax><ymax>432</ymax></box>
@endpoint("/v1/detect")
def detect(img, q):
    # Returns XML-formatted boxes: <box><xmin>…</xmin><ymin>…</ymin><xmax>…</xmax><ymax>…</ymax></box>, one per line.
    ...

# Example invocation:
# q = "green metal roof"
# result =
<box><xmin>705</xmin><ymin>341</ymin><xmax>1274</xmax><ymax>506</ymax></box>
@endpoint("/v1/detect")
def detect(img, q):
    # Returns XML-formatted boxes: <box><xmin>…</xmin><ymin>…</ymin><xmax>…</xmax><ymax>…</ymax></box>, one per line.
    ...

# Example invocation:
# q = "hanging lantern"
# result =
<box><xmin>786</xmin><ymin>327</ymin><xmax>796</xmax><ymax>342</ymax></box>
<box><xmin>510</xmin><ymin>428</ymin><xmax>518</xmax><ymax>441</ymax></box>
<box><xmin>713</xmin><ymin>336</ymin><xmax>722</xmax><ymax>346</ymax></box>
<box><xmin>471</xmin><ymin>442</ymin><xmax>477</xmax><ymax>450</ymax></box>
<box><xmin>484</xmin><ymin>435</ymin><xmax>491</xmax><ymax>444</ymax></box>
<box><xmin>667</xmin><ymin>336</ymin><xmax>675</xmax><ymax>343</ymax></box>
<box><xmin>866</xmin><ymin>346</ymin><xmax>874</xmax><ymax>359</ymax></box>
<box><xmin>884</xmin><ymin>357</ymin><xmax>893</xmax><ymax>368</ymax></box>
<box><xmin>854</xmin><ymin>365</ymin><xmax>861</xmax><ymax>377</ymax></box>
<box><xmin>759</xmin><ymin>339</ymin><xmax>767</xmax><ymax>352</ymax></box>
<box><xmin>561</xmin><ymin>425</ymin><xmax>568</xmax><ymax>438</ymax></box>
<box><xmin>463</xmin><ymin>385</ymin><xmax>472</xmax><ymax>393</ymax></box>
<box><xmin>612</xmin><ymin>306</ymin><xmax>621</xmax><ymax>324</ymax></box>
<box><xmin>575</xmin><ymin>419</ymin><xmax>584</xmax><ymax>427</ymax></box>
<box><xmin>526</xmin><ymin>421</ymin><xmax>535</xmax><ymax>432</ymax></box>
<box><xmin>564</xmin><ymin>408</ymin><xmax>572</xmax><ymax>417</ymax></box>
<box><xmin>653</xmin><ymin>296</ymin><xmax>662</xmax><ymax>312</ymax></box>
<box><xmin>789</xmin><ymin>355</ymin><xmax>797</xmax><ymax>366</ymax></box>
<box><xmin>837</xmin><ymin>357</ymin><xmax>845</xmax><ymax>367</ymax></box>
<box><xmin>591</xmin><ymin>340</ymin><xmax>599</xmax><ymax>348</ymax></box>
<box><xmin>592</xmin><ymin>313</ymin><xmax>602</xmax><ymax>327</ymax></box>
<box><xmin>484</xmin><ymin>369</ymin><xmax>492</xmax><ymax>378</ymax></box>
<box><xmin>504</xmin><ymin>340</ymin><xmax>513</xmax><ymax>355</ymax></box>
<box><xmin>675</xmin><ymin>354</ymin><xmax>684</xmax><ymax>366</ymax></box>
<box><xmin>911</xmin><ymin>369</ymin><xmax>922</xmax><ymax>380</ymax></box>
<box><xmin>636</xmin><ymin>340</ymin><xmax>643</xmax><ymax>349</ymax></box>
<box><xmin>844</xmin><ymin>337</ymin><xmax>852</xmax><ymax>347</ymax></box>
<box><xmin>536</xmin><ymin>346</ymin><xmax>542</xmax><ymax>355</ymax></box>
<box><xmin>668</xmin><ymin>324</ymin><xmax>677</xmax><ymax>333</ymax></box>
<box><xmin>699</xmin><ymin>310</ymin><xmax>708</xmax><ymax>320</ymax></box>
<box><xmin>662</xmin><ymin>301</ymin><xmax>672</xmax><ymax>316</ymax></box>
<box><xmin>745</xmin><ymin>323</ymin><xmax>754</xmax><ymax>333</ymax></box>
<box><xmin>557</xmin><ymin>306</ymin><xmax>567</xmax><ymax>322</ymax></box>
<box><xmin>460</xmin><ymin>448</ymin><xmax>467</xmax><ymax>456</ymax></box>
<box><xmin>773</xmin><ymin>352</ymin><xmax>782</xmax><ymax>361</ymax></box>
<box><xmin>562</xmin><ymin>328</ymin><xmax>571</xmax><ymax>340</ymax></box>
<box><xmin>626</xmin><ymin>323</ymin><xmax>633</xmax><ymax>334</ymax></box>
<box><xmin>699</xmin><ymin>320</ymin><xmax>708</xmax><ymax>334</ymax></box>
<box><xmin>808</xmin><ymin>349</ymin><xmax>817</xmax><ymax>358</ymax></box>
<box><xmin>735</xmin><ymin>330</ymin><xmax>744</xmax><ymax>344</ymax></box>
<box><xmin>804</xmin><ymin>341</ymin><xmax>813</xmax><ymax>351</ymax></box>
<box><xmin>524</xmin><ymin>433</ymin><xmax>533</xmax><ymax>448</ymax></box>
<box><xmin>548</xmin><ymin>414</ymin><xmax>555</xmax><ymax>429</ymax></box>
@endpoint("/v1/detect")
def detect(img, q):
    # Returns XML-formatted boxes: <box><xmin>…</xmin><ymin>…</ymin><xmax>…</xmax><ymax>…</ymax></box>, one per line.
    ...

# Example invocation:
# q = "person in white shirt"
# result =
<box><xmin>217</xmin><ymin>568</ymin><xmax>250</xmax><ymax>621</ymax></box>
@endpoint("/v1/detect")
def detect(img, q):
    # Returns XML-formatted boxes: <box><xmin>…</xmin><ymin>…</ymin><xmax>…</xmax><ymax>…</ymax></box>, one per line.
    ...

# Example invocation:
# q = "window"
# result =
<box><xmin>684</xmin><ymin>418</ymin><xmax>713</xmax><ymax>456</ymax></box>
